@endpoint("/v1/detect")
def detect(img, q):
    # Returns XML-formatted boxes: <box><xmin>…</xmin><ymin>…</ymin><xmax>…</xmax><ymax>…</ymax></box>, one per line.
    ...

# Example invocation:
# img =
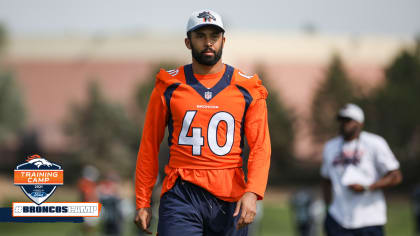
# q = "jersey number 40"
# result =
<box><xmin>178</xmin><ymin>110</ymin><xmax>235</xmax><ymax>156</ymax></box>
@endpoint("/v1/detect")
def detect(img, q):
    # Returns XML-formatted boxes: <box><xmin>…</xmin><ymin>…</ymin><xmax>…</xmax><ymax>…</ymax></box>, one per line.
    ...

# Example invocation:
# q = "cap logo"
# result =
<box><xmin>197</xmin><ymin>11</ymin><xmax>216</xmax><ymax>22</ymax></box>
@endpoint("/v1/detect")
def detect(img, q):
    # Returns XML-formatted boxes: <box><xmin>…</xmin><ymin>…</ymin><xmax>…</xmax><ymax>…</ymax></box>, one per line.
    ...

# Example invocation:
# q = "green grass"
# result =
<box><xmin>259</xmin><ymin>199</ymin><xmax>415</xmax><ymax>236</ymax></box>
<box><xmin>0</xmin><ymin>222</ymin><xmax>83</xmax><ymax>236</ymax></box>
<box><xmin>0</xmin><ymin>199</ymin><xmax>416</xmax><ymax>236</ymax></box>
<box><xmin>385</xmin><ymin>200</ymin><xmax>414</xmax><ymax>236</ymax></box>
<box><xmin>0</xmin><ymin>220</ymin><xmax>139</xmax><ymax>236</ymax></box>
<box><xmin>260</xmin><ymin>202</ymin><xmax>294</xmax><ymax>236</ymax></box>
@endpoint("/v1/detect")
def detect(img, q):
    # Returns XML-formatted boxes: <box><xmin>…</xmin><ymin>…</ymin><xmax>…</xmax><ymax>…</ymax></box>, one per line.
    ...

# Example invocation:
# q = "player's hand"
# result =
<box><xmin>233</xmin><ymin>192</ymin><xmax>258</xmax><ymax>229</ymax></box>
<box><xmin>134</xmin><ymin>207</ymin><xmax>152</xmax><ymax>234</ymax></box>
<box><xmin>348</xmin><ymin>184</ymin><xmax>367</xmax><ymax>193</ymax></box>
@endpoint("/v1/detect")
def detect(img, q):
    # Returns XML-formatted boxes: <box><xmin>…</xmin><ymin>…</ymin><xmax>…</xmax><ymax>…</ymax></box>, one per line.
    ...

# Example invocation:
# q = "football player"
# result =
<box><xmin>134</xmin><ymin>10</ymin><xmax>271</xmax><ymax>236</ymax></box>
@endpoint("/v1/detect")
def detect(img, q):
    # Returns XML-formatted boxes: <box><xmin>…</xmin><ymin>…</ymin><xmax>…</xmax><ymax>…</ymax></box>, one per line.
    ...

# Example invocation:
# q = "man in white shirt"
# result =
<box><xmin>321</xmin><ymin>103</ymin><xmax>402</xmax><ymax>236</ymax></box>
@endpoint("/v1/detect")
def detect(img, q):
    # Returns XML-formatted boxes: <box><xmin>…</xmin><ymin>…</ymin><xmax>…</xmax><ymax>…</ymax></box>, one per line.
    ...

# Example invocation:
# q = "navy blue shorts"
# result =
<box><xmin>157</xmin><ymin>178</ymin><xmax>248</xmax><ymax>236</ymax></box>
<box><xmin>325</xmin><ymin>212</ymin><xmax>384</xmax><ymax>236</ymax></box>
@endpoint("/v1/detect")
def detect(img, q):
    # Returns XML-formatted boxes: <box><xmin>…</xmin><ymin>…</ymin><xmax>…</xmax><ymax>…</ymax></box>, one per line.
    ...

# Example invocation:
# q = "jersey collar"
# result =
<box><xmin>184</xmin><ymin>64</ymin><xmax>234</xmax><ymax>102</ymax></box>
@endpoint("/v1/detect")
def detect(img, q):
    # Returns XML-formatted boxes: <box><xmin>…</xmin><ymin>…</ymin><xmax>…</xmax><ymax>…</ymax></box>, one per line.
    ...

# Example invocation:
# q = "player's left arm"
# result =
<box><xmin>234</xmin><ymin>95</ymin><xmax>271</xmax><ymax>228</ymax></box>
<box><xmin>243</xmin><ymin>98</ymin><xmax>271</xmax><ymax>198</ymax></box>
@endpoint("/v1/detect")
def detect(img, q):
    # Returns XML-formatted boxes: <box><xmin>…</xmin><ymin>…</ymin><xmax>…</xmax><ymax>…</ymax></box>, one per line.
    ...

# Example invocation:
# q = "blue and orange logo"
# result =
<box><xmin>198</xmin><ymin>11</ymin><xmax>216</xmax><ymax>22</ymax></box>
<box><xmin>14</xmin><ymin>155</ymin><xmax>63</xmax><ymax>205</ymax></box>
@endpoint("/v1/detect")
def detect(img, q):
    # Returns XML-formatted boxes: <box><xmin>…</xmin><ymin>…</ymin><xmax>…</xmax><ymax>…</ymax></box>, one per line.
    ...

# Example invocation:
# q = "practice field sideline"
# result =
<box><xmin>0</xmin><ymin>177</ymin><xmax>414</xmax><ymax>235</ymax></box>
<box><xmin>0</xmin><ymin>197</ymin><xmax>413</xmax><ymax>235</ymax></box>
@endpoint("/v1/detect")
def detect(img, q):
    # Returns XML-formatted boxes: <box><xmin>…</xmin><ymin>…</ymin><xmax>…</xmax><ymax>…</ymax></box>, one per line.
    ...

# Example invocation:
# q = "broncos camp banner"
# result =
<box><xmin>0</xmin><ymin>155</ymin><xmax>101</xmax><ymax>222</ymax></box>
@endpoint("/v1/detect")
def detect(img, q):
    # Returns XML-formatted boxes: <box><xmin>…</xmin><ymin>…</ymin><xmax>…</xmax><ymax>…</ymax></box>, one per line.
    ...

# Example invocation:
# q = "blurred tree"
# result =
<box><xmin>0</xmin><ymin>72</ymin><xmax>25</xmax><ymax>143</ymax></box>
<box><xmin>0</xmin><ymin>24</ymin><xmax>27</xmax><ymax>172</ymax></box>
<box><xmin>17</xmin><ymin>129</ymin><xmax>43</xmax><ymax>160</ymax></box>
<box><xmin>311</xmin><ymin>55</ymin><xmax>357</xmax><ymax>143</ymax></box>
<box><xmin>255</xmin><ymin>66</ymin><xmax>296</xmax><ymax>184</ymax></box>
<box><xmin>362</xmin><ymin>48</ymin><xmax>420</xmax><ymax>156</ymax></box>
<box><xmin>64</xmin><ymin>81</ymin><xmax>139</xmax><ymax>177</ymax></box>
<box><xmin>357</xmin><ymin>40</ymin><xmax>420</xmax><ymax>187</ymax></box>
<box><xmin>0</xmin><ymin>24</ymin><xmax>24</xmax><ymax>142</ymax></box>
<box><xmin>0</xmin><ymin>23</ymin><xmax>7</xmax><ymax>55</ymax></box>
<box><xmin>0</xmin><ymin>71</ymin><xmax>26</xmax><ymax>174</ymax></box>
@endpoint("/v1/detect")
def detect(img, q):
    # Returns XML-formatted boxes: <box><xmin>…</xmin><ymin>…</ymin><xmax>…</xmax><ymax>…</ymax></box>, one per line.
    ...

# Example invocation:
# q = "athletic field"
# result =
<box><xmin>0</xmin><ymin>186</ymin><xmax>414</xmax><ymax>236</ymax></box>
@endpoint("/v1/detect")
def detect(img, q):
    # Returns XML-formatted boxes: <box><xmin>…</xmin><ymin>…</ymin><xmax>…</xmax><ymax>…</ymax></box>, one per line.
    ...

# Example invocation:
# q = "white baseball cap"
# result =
<box><xmin>337</xmin><ymin>103</ymin><xmax>365</xmax><ymax>123</ymax></box>
<box><xmin>186</xmin><ymin>10</ymin><xmax>225</xmax><ymax>34</ymax></box>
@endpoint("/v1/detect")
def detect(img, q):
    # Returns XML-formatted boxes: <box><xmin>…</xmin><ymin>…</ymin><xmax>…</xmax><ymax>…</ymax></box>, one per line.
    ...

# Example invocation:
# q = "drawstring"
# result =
<box><xmin>201</xmin><ymin>190</ymin><xmax>213</xmax><ymax>209</ymax></box>
<box><xmin>216</xmin><ymin>201</ymin><xmax>226</xmax><ymax>215</ymax></box>
<box><xmin>200</xmin><ymin>189</ymin><xmax>226</xmax><ymax>215</ymax></box>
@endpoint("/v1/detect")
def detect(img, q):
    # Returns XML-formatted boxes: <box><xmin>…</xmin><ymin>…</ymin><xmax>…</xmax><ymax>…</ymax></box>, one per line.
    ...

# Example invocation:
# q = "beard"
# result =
<box><xmin>191</xmin><ymin>43</ymin><xmax>223</xmax><ymax>66</ymax></box>
<box><xmin>340</xmin><ymin>124</ymin><xmax>359</xmax><ymax>140</ymax></box>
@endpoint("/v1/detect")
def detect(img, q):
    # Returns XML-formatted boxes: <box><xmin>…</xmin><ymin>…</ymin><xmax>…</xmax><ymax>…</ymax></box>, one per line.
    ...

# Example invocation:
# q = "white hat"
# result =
<box><xmin>337</xmin><ymin>103</ymin><xmax>365</xmax><ymax>123</ymax></box>
<box><xmin>186</xmin><ymin>10</ymin><xmax>225</xmax><ymax>34</ymax></box>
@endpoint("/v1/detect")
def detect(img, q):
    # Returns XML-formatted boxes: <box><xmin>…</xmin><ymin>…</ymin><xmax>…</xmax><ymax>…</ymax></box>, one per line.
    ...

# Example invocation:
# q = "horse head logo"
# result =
<box><xmin>197</xmin><ymin>11</ymin><xmax>216</xmax><ymax>22</ymax></box>
<box><xmin>27</xmin><ymin>156</ymin><xmax>53</xmax><ymax>168</ymax></box>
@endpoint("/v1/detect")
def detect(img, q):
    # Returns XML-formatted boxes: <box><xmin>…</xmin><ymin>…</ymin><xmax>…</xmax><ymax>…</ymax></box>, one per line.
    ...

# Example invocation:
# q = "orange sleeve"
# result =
<box><xmin>244</xmin><ymin>95</ymin><xmax>271</xmax><ymax>200</ymax></box>
<box><xmin>135</xmin><ymin>85</ymin><xmax>167</xmax><ymax>209</ymax></box>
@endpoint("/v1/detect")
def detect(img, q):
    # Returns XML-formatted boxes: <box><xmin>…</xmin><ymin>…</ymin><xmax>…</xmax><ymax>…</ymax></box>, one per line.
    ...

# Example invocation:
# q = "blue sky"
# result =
<box><xmin>0</xmin><ymin>0</ymin><xmax>419</xmax><ymax>36</ymax></box>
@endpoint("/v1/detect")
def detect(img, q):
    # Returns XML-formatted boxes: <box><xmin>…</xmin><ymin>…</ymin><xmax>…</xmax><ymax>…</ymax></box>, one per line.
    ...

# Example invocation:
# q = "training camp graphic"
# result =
<box><xmin>14</xmin><ymin>155</ymin><xmax>63</xmax><ymax>205</ymax></box>
<box><xmin>9</xmin><ymin>155</ymin><xmax>101</xmax><ymax>219</ymax></box>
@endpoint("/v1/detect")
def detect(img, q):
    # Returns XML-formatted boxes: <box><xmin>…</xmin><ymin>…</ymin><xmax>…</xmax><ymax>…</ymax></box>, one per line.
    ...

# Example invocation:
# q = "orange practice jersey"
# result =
<box><xmin>135</xmin><ymin>64</ymin><xmax>271</xmax><ymax>209</ymax></box>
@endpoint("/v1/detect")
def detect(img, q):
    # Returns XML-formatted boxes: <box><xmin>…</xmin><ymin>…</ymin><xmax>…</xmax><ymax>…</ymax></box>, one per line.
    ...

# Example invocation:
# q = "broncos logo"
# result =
<box><xmin>26</xmin><ymin>155</ymin><xmax>53</xmax><ymax>168</ymax></box>
<box><xmin>197</xmin><ymin>11</ymin><xmax>216</xmax><ymax>22</ymax></box>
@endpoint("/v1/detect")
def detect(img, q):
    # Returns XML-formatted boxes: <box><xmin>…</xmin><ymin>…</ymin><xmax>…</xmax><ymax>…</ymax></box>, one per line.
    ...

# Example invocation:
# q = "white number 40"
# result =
<box><xmin>178</xmin><ymin>111</ymin><xmax>235</xmax><ymax>156</ymax></box>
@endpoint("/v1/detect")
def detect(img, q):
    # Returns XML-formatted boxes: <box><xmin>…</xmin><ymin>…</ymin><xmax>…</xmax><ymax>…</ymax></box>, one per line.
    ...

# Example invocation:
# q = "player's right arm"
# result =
<box><xmin>134</xmin><ymin>78</ymin><xmax>168</xmax><ymax>233</ymax></box>
<box><xmin>135</xmin><ymin>85</ymin><xmax>167</xmax><ymax>209</ymax></box>
<box><xmin>134</xmin><ymin>207</ymin><xmax>152</xmax><ymax>234</ymax></box>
